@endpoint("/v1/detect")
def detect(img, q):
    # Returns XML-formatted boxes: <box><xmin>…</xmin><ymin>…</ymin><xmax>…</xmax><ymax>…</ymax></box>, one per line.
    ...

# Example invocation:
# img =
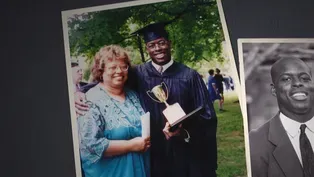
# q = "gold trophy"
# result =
<box><xmin>146</xmin><ymin>82</ymin><xmax>187</xmax><ymax>126</ymax></box>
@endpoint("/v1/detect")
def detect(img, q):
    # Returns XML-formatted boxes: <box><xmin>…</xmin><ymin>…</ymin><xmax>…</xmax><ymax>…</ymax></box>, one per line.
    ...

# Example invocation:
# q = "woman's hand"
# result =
<box><xmin>129</xmin><ymin>137</ymin><xmax>151</xmax><ymax>152</ymax></box>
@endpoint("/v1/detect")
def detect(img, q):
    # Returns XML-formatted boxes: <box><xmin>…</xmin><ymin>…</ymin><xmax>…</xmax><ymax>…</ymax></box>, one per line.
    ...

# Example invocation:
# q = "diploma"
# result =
<box><xmin>141</xmin><ymin>112</ymin><xmax>150</xmax><ymax>138</ymax></box>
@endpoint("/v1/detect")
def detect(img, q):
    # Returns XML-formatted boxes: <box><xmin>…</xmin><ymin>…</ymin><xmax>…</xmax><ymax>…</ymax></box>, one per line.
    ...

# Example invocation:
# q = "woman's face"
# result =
<box><xmin>102</xmin><ymin>59</ymin><xmax>128</xmax><ymax>88</ymax></box>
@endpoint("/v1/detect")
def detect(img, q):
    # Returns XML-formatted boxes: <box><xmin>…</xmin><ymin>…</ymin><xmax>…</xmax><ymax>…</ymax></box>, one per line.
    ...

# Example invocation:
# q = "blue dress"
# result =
<box><xmin>77</xmin><ymin>84</ymin><xmax>150</xmax><ymax>177</ymax></box>
<box><xmin>207</xmin><ymin>75</ymin><xmax>221</xmax><ymax>102</ymax></box>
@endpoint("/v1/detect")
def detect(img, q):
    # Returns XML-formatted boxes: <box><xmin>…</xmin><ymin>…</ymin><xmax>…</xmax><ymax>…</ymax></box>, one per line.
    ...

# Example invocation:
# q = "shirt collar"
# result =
<box><xmin>280</xmin><ymin>112</ymin><xmax>314</xmax><ymax>137</ymax></box>
<box><xmin>151</xmin><ymin>59</ymin><xmax>174</xmax><ymax>73</ymax></box>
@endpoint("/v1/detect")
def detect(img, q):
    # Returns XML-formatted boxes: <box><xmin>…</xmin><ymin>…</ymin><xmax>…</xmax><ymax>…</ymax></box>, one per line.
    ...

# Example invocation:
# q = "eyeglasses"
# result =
<box><xmin>106</xmin><ymin>65</ymin><xmax>129</xmax><ymax>73</ymax></box>
<box><xmin>146</xmin><ymin>40</ymin><xmax>168</xmax><ymax>50</ymax></box>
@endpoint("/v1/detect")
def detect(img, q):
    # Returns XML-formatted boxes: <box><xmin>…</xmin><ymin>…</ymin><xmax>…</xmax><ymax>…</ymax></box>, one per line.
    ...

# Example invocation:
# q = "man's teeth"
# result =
<box><xmin>292</xmin><ymin>92</ymin><xmax>307</xmax><ymax>100</ymax></box>
<box><xmin>293</xmin><ymin>93</ymin><xmax>306</xmax><ymax>97</ymax></box>
<box><xmin>156</xmin><ymin>54</ymin><xmax>164</xmax><ymax>58</ymax></box>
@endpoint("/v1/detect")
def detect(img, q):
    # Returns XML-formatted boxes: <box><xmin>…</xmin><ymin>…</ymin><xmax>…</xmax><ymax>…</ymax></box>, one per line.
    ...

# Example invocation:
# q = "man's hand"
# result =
<box><xmin>163</xmin><ymin>122</ymin><xmax>182</xmax><ymax>140</ymax></box>
<box><xmin>74</xmin><ymin>91</ymin><xmax>89</xmax><ymax>117</ymax></box>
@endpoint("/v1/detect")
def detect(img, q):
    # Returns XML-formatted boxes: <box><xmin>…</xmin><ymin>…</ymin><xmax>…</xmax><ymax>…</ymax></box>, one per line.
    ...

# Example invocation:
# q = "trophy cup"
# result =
<box><xmin>147</xmin><ymin>82</ymin><xmax>203</xmax><ymax>129</ymax></box>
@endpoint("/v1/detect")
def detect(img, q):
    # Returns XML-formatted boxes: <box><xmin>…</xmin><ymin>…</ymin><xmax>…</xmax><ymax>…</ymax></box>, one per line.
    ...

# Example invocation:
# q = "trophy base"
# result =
<box><xmin>162</xmin><ymin>103</ymin><xmax>186</xmax><ymax>125</ymax></box>
<box><xmin>168</xmin><ymin>106</ymin><xmax>203</xmax><ymax>132</ymax></box>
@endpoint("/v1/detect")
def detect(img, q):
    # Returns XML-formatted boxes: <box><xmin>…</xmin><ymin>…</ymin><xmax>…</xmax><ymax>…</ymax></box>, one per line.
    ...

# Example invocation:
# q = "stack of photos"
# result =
<box><xmin>58</xmin><ymin>0</ymin><xmax>296</xmax><ymax>177</ymax></box>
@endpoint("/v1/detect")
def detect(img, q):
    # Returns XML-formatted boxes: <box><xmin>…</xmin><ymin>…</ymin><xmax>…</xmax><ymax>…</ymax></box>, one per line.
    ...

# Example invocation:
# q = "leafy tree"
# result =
<box><xmin>67</xmin><ymin>0</ymin><xmax>224</xmax><ymax>71</ymax></box>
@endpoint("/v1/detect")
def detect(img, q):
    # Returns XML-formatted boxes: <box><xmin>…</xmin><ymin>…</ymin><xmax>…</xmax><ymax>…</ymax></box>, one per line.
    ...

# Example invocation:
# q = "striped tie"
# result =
<box><xmin>300</xmin><ymin>124</ymin><xmax>314</xmax><ymax>177</ymax></box>
<box><xmin>158</xmin><ymin>66</ymin><xmax>163</xmax><ymax>74</ymax></box>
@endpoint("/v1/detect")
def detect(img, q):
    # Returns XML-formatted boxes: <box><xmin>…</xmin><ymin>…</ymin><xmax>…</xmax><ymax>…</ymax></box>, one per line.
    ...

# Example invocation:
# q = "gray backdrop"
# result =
<box><xmin>3</xmin><ymin>0</ymin><xmax>314</xmax><ymax>177</ymax></box>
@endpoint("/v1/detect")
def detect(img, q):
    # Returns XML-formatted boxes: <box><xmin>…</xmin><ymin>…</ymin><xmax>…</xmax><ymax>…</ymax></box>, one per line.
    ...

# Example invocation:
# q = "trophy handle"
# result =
<box><xmin>161</xmin><ymin>82</ymin><xmax>169</xmax><ymax>101</ymax></box>
<box><xmin>146</xmin><ymin>91</ymin><xmax>163</xmax><ymax>103</ymax></box>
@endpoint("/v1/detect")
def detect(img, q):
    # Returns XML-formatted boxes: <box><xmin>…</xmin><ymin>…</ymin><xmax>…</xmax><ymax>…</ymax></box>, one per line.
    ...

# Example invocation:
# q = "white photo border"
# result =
<box><xmin>61</xmin><ymin>0</ymin><xmax>245</xmax><ymax>176</ymax></box>
<box><xmin>61</xmin><ymin>1</ymin><xmax>172</xmax><ymax>176</ymax></box>
<box><xmin>237</xmin><ymin>38</ymin><xmax>314</xmax><ymax>177</ymax></box>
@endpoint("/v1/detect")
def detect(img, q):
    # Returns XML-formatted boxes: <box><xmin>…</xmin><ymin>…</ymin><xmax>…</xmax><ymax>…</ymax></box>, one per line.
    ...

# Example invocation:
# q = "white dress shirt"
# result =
<box><xmin>280</xmin><ymin>113</ymin><xmax>314</xmax><ymax>166</ymax></box>
<box><xmin>152</xmin><ymin>59</ymin><xmax>174</xmax><ymax>74</ymax></box>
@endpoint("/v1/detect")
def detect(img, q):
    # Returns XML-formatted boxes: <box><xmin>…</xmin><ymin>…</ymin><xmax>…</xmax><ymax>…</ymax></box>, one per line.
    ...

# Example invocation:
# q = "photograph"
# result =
<box><xmin>62</xmin><ymin>0</ymin><xmax>246</xmax><ymax>177</ymax></box>
<box><xmin>238</xmin><ymin>38</ymin><xmax>314</xmax><ymax>177</ymax></box>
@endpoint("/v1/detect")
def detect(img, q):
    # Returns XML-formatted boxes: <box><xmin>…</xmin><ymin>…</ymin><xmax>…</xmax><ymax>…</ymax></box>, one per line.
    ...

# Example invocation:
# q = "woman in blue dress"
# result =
<box><xmin>77</xmin><ymin>45</ymin><xmax>150</xmax><ymax>177</ymax></box>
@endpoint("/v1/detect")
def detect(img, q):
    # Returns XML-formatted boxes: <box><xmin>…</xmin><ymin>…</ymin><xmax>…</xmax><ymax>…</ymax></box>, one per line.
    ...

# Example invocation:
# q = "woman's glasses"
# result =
<box><xmin>106</xmin><ymin>65</ymin><xmax>129</xmax><ymax>73</ymax></box>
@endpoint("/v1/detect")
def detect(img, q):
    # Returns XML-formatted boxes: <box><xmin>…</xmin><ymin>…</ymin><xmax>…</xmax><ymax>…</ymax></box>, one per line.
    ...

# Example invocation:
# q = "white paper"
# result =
<box><xmin>141</xmin><ymin>112</ymin><xmax>150</xmax><ymax>138</ymax></box>
<box><xmin>162</xmin><ymin>103</ymin><xmax>186</xmax><ymax>126</ymax></box>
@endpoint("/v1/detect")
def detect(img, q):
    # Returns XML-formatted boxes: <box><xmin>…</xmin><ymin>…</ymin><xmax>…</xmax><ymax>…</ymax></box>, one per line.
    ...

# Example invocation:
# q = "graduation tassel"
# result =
<box><xmin>136</xmin><ymin>34</ymin><xmax>145</xmax><ymax>63</ymax></box>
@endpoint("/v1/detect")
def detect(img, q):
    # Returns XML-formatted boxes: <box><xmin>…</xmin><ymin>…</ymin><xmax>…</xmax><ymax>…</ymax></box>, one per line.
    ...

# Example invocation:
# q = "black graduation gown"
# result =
<box><xmin>135</xmin><ymin>61</ymin><xmax>217</xmax><ymax>177</ymax></box>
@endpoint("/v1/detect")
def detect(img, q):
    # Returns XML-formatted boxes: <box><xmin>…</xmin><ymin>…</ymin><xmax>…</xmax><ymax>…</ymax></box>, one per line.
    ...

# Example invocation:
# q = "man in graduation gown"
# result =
<box><xmin>75</xmin><ymin>22</ymin><xmax>218</xmax><ymax>177</ymax></box>
<box><xmin>132</xmin><ymin>22</ymin><xmax>217</xmax><ymax>177</ymax></box>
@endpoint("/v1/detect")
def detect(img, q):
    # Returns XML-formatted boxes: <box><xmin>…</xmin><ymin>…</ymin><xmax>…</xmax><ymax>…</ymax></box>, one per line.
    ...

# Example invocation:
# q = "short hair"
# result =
<box><xmin>208</xmin><ymin>69</ymin><xmax>214</xmax><ymax>75</ymax></box>
<box><xmin>270</xmin><ymin>58</ymin><xmax>312</xmax><ymax>84</ymax></box>
<box><xmin>91</xmin><ymin>45</ymin><xmax>131</xmax><ymax>82</ymax></box>
<box><xmin>215</xmin><ymin>68</ymin><xmax>220</xmax><ymax>74</ymax></box>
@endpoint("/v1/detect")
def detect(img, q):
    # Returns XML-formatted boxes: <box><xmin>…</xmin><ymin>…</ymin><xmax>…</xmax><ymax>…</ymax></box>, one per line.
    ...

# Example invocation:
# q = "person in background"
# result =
<box><xmin>208</xmin><ymin>69</ymin><xmax>222</xmax><ymax>108</ymax></box>
<box><xmin>214</xmin><ymin>68</ymin><xmax>224</xmax><ymax>111</ymax></box>
<box><xmin>71</xmin><ymin>60</ymin><xmax>87</xmax><ymax>92</ymax></box>
<box><xmin>223</xmin><ymin>74</ymin><xmax>231</xmax><ymax>91</ymax></box>
<box><xmin>229</xmin><ymin>76</ymin><xmax>234</xmax><ymax>91</ymax></box>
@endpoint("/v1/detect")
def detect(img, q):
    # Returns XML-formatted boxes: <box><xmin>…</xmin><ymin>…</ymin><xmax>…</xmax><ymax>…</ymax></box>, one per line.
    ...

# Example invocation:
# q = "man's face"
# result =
<box><xmin>272</xmin><ymin>60</ymin><xmax>314</xmax><ymax>115</ymax></box>
<box><xmin>146</xmin><ymin>37</ymin><xmax>171</xmax><ymax>65</ymax></box>
<box><xmin>72</xmin><ymin>66</ymin><xmax>83</xmax><ymax>84</ymax></box>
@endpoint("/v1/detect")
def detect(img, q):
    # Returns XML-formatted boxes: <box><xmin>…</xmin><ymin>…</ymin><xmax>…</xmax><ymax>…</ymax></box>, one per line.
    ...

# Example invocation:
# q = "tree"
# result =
<box><xmin>67</xmin><ymin>0</ymin><xmax>224</xmax><ymax>65</ymax></box>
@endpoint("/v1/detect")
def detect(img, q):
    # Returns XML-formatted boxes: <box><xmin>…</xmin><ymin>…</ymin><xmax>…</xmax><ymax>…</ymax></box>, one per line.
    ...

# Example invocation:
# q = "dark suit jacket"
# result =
<box><xmin>249</xmin><ymin>113</ymin><xmax>304</xmax><ymax>177</ymax></box>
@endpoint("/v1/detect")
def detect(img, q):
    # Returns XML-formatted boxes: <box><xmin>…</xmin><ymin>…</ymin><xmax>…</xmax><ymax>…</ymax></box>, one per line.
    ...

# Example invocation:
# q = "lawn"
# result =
<box><xmin>214</xmin><ymin>91</ymin><xmax>247</xmax><ymax>177</ymax></box>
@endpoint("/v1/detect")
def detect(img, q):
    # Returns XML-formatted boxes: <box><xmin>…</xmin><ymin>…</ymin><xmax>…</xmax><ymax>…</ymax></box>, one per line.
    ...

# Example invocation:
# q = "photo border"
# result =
<box><xmin>61</xmin><ymin>0</ymin><xmax>245</xmax><ymax>176</ymax></box>
<box><xmin>61</xmin><ymin>1</ymin><xmax>172</xmax><ymax>176</ymax></box>
<box><xmin>237</xmin><ymin>38</ymin><xmax>314</xmax><ymax>177</ymax></box>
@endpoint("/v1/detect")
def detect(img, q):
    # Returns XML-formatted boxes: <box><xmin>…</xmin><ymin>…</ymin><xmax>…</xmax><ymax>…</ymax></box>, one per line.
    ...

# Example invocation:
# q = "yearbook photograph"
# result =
<box><xmin>238</xmin><ymin>38</ymin><xmax>314</xmax><ymax>177</ymax></box>
<box><xmin>62</xmin><ymin>0</ymin><xmax>246</xmax><ymax>176</ymax></box>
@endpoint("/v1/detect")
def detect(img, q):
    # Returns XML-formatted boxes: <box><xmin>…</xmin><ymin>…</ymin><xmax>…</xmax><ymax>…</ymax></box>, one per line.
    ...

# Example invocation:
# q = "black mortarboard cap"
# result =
<box><xmin>131</xmin><ymin>22</ymin><xmax>170</xmax><ymax>43</ymax></box>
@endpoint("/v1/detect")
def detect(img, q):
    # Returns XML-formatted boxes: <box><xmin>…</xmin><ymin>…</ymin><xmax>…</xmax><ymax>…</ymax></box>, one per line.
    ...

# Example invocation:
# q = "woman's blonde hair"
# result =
<box><xmin>91</xmin><ymin>45</ymin><xmax>131</xmax><ymax>82</ymax></box>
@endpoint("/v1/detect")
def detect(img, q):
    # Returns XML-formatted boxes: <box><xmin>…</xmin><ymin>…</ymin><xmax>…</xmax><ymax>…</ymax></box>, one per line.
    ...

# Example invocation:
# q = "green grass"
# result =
<box><xmin>214</xmin><ymin>91</ymin><xmax>247</xmax><ymax>177</ymax></box>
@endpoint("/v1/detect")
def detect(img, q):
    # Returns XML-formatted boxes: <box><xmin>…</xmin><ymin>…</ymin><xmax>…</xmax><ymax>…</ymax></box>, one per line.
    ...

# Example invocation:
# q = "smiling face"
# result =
<box><xmin>146</xmin><ymin>37</ymin><xmax>171</xmax><ymax>65</ymax></box>
<box><xmin>102</xmin><ymin>59</ymin><xmax>128</xmax><ymax>89</ymax></box>
<box><xmin>271</xmin><ymin>58</ymin><xmax>314</xmax><ymax>117</ymax></box>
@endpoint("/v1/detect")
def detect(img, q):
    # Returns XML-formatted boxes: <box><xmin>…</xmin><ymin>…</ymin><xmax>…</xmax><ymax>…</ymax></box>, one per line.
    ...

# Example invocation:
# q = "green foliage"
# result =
<box><xmin>214</xmin><ymin>92</ymin><xmax>247</xmax><ymax>177</ymax></box>
<box><xmin>67</xmin><ymin>0</ymin><xmax>224</xmax><ymax>65</ymax></box>
<box><xmin>83</xmin><ymin>67</ymin><xmax>91</xmax><ymax>82</ymax></box>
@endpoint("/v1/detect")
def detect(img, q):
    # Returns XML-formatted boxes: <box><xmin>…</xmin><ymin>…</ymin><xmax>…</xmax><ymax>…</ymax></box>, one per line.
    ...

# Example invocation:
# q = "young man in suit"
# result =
<box><xmin>249</xmin><ymin>58</ymin><xmax>314</xmax><ymax>177</ymax></box>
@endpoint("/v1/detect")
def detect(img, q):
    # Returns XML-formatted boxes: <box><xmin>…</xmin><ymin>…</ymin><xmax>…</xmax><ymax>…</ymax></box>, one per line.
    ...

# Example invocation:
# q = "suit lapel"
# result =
<box><xmin>269</xmin><ymin>114</ymin><xmax>304</xmax><ymax>177</ymax></box>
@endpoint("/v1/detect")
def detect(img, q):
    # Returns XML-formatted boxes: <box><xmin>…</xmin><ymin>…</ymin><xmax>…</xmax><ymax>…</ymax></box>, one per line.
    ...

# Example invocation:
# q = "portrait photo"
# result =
<box><xmin>238</xmin><ymin>38</ymin><xmax>314</xmax><ymax>177</ymax></box>
<box><xmin>61</xmin><ymin>0</ymin><xmax>246</xmax><ymax>177</ymax></box>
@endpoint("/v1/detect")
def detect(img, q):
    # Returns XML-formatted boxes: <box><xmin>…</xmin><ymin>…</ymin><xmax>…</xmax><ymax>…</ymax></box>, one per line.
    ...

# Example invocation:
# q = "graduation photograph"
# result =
<box><xmin>61</xmin><ymin>0</ymin><xmax>246</xmax><ymax>177</ymax></box>
<box><xmin>238</xmin><ymin>38</ymin><xmax>314</xmax><ymax>177</ymax></box>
